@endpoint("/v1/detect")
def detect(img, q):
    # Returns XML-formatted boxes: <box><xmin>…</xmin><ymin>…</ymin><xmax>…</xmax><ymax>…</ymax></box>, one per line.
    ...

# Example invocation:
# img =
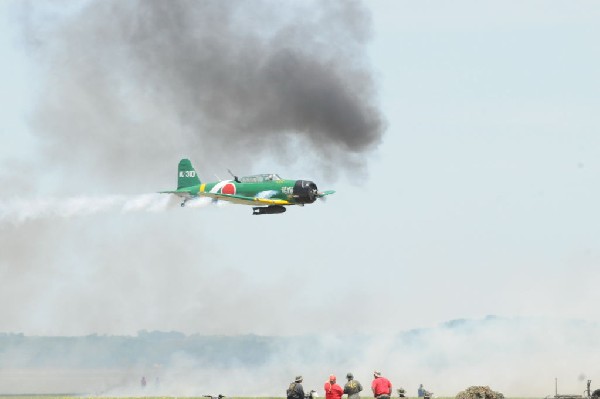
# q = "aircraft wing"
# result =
<box><xmin>253</xmin><ymin>197</ymin><xmax>292</xmax><ymax>205</ymax></box>
<box><xmin>202</xmin><ymin>192</ymin><xmax>292</xmax><ymax>206</ymax></box>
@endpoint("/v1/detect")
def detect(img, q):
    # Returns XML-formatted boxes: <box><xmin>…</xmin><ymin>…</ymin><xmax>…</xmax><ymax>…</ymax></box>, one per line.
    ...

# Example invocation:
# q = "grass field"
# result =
<box><xmin>0</xmin><ymin>397</ymin><xmax>540</xmax><ymax>399</ymax></box>
<box><xmin>0</xmin><ymin>397</ymin><xmax>491</xmax><ymax>399</ymax></box>
<box><xmin>0</xmin><ymin>396</ymin><xmax>546</xmax><ymax>399</ymax></box>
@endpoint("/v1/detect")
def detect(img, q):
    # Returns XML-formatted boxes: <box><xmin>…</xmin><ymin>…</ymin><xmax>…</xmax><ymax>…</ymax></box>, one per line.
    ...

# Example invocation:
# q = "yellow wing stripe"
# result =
<box><xmin>254</xmin><ymin>198</ymin><xmax>291</xmax><ymax>205</ymax></box>
<box><xmin>199</xmin><ymin>183</ymin><xmax>206</xmax><ymax>193</ymax></box>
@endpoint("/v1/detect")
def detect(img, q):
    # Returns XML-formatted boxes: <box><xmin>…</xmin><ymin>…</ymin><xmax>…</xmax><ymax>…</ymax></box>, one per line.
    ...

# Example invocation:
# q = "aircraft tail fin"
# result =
<box><xmin>177</xmin><ymin>158</ymin><xmax>201</xmax><ymax>189</ymax></box>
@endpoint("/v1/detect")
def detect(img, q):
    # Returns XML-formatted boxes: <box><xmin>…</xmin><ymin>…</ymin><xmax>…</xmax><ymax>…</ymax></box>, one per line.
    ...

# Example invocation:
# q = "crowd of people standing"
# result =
<box><xmin>287</xmin><ymin>371</ymin><xmax>395</xmax><ymax>399</ymax></box>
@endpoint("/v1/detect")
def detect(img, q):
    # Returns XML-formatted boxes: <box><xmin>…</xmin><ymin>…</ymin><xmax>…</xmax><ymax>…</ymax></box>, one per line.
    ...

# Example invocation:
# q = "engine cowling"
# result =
<box><xmin>293</xmin><ymin>180</ymin><xmax>318</xmax><ymax>204</ymax></box>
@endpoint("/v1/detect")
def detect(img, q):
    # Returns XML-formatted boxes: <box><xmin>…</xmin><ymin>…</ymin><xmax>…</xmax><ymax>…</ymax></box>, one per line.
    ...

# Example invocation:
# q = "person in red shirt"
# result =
<box><xmin>324</xmin><ymin>374</ymin><xmax>344</xmax><ymax>399</ymax></box>
<box><xmin>371</xmin><ymin>371</ymin><xmax>392</xmax><ymax>399</ymax></box>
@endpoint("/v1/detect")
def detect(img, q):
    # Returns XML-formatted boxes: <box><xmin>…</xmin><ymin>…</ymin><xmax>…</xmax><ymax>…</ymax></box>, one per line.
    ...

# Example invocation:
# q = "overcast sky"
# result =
<box><xmin>1</xmin><ymin>0</ymin><xmax>599</xmax><ymax>394</ymax></box>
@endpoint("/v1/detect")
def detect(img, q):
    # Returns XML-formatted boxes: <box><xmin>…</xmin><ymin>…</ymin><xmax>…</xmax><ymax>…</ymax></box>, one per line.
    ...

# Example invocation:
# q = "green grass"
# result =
<box><xmin>0</xmin><ymin>397</ymin><xmax>541</xmax><ymax>399</ymax></box>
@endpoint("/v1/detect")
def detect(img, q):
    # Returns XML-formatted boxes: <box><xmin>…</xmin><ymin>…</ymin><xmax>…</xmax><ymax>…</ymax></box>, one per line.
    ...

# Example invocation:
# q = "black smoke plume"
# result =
<box><xmin>21</xmin><ymin>0</ymin><xmax>384</xmax><ymax>188</ymax></box>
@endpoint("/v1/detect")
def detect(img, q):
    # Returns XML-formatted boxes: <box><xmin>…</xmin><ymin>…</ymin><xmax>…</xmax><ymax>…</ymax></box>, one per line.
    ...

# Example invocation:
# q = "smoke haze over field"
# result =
<box><xmin>0</xmin><ymin>317</ymin><xmax>599</xmax><ymax>396</ymax></box>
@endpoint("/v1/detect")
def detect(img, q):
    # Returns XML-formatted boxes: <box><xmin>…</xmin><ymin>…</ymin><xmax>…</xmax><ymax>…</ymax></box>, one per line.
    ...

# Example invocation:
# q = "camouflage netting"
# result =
<box><xmin>456</xmin><ymin>386</ymin><xmax>504</xmax><ymax>399</ymax></box>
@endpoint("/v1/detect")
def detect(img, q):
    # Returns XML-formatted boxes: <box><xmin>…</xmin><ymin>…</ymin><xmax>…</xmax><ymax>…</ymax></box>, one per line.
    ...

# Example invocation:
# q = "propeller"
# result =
<box><xmin>307</xmin><ymin>183</ymin><xmax>319</xmax><ymax>202</ymax></box>
<box><xmin>316</xmin><ymin>189</ymin><xmax>335</xmax><ymax>201</ymax></box>
<box><xmin>293</xmin><ymin>181</ymin><xmax>335</xmax><ymax>203</ymax></box>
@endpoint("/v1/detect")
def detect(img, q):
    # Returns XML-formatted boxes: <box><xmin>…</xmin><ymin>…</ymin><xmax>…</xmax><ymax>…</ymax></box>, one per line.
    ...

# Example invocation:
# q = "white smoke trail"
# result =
<box><xmin>185</xmin><ymin>197</ymin><xmax>215</xmax><ymax>208</ymax></box>
<box><xmin>121</xmin><ymin>193</ymin><xmax>174</xmax><ymax>212</ymax></box>
<box><xmin>0</xmin><ymin>193</ymin><xmax>212</xmax><ymax>225</ymax></box>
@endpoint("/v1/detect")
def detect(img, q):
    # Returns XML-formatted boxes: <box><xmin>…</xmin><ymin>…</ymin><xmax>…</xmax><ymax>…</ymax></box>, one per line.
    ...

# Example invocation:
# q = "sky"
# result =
<box><xmin>1</xmin><ymin>0</ymin><xmax>600</xmax><ymax>395</ymax></box>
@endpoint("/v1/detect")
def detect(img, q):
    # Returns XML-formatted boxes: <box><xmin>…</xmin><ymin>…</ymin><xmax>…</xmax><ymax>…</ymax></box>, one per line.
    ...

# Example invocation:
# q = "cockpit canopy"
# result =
<box><xmin>239</xmin><ymin>173</ymin><xmax>282</xmax><ymax>183</ymax></box>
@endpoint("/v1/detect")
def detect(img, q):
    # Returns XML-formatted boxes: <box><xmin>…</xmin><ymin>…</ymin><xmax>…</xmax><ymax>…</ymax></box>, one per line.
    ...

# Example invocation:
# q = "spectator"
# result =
<box><xmin>288</xmin><ymin>376</ymin><xmax>305</xmax><ymax>399</ymax></box>
<box><xmin>344</xmin><ymin>372</ymin><xmax>363</xmax><ymax>399</ymax></box>
<box><xmin>324</xmin><ymin>374</ymin><xmax>344</xmax><ymax>399</ymax></box>
<box><xmin>371</xmin><ymin>371</ymin><xmax>392</xmax><ymax>399</ymax></box>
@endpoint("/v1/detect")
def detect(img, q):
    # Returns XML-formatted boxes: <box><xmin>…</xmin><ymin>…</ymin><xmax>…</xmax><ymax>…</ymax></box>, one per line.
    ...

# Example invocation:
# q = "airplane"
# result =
<box><xmin>160</xmin><ymin>159</ymin><xmax>335</xmax><ymax>215</ymax></box>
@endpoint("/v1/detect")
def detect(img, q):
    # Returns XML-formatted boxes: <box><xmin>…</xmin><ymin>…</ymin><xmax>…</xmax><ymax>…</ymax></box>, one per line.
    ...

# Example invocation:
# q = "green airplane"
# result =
<box><xmin>160</xmin><ymin>159</ymin><xmax>335</xmax><ymax>215</ymax></box>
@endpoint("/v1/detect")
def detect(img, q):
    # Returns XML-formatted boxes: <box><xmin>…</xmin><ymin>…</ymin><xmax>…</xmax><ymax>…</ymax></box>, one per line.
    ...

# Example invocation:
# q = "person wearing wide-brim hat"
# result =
<box><xmin>344</xmin><ymin>372</ymin><xmax>363</xmax><ymax>399</ymax></box>
<box><xmin>287</xmin><ymin>376</ymin><xmax>305</xmax><ymax>399</ymax></box>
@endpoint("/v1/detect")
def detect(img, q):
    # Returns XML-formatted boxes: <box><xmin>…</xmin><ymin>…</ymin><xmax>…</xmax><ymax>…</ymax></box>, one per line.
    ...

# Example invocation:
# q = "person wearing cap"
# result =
<box><xmin>371</xmin><ymin>371</ymin><xmax>392</xmax><ymax>399</ymax></box>
<box><xmin>344</xmin><ymin>372</ymin><xmax>363</xmax><ymax>399</ymax></box>
<box><xmin>287</xmin><ymin>376</ymin><xmax>305</xmax><ymax>399</ymax></box>
<box><xmin>324</xmin><ymin>374</ymin><xmax>344</xmax><ymax>399</ymax></box>
<box><xmin>418</xmin><ymin>384</ymin><xmax>432</xmax><ymax>399</ymax></box>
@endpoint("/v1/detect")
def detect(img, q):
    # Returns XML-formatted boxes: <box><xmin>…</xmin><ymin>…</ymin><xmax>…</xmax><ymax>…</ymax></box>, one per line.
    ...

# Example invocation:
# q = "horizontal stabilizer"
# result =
<box><xmin>158</xmin><ymin>190</ymin><xmax>194</xmax><ymax>199</ymax></box>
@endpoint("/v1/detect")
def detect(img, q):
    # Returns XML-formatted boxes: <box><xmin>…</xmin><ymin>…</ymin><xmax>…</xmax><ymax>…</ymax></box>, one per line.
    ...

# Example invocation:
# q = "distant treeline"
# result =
<box><xmin>0</xmin><ymin>331</ymin><xmax>284</xmax><ymax>368</ymax></box>
<box><xmin>0</xmin><ymin>318</ymin><xmax>497</xmax><ymax>369</ymax></box>
<box><xmin>0</xmin><ymin>331</ymin><xmax>373</xmax><ymax>369</ymax></box>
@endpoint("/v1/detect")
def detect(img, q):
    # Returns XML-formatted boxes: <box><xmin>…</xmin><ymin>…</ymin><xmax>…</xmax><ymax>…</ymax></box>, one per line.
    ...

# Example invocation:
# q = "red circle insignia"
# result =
<box><xmin>222</xmin><ymin>183</ymin><xmax>236</xmax><ymax>195</ymax></box>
